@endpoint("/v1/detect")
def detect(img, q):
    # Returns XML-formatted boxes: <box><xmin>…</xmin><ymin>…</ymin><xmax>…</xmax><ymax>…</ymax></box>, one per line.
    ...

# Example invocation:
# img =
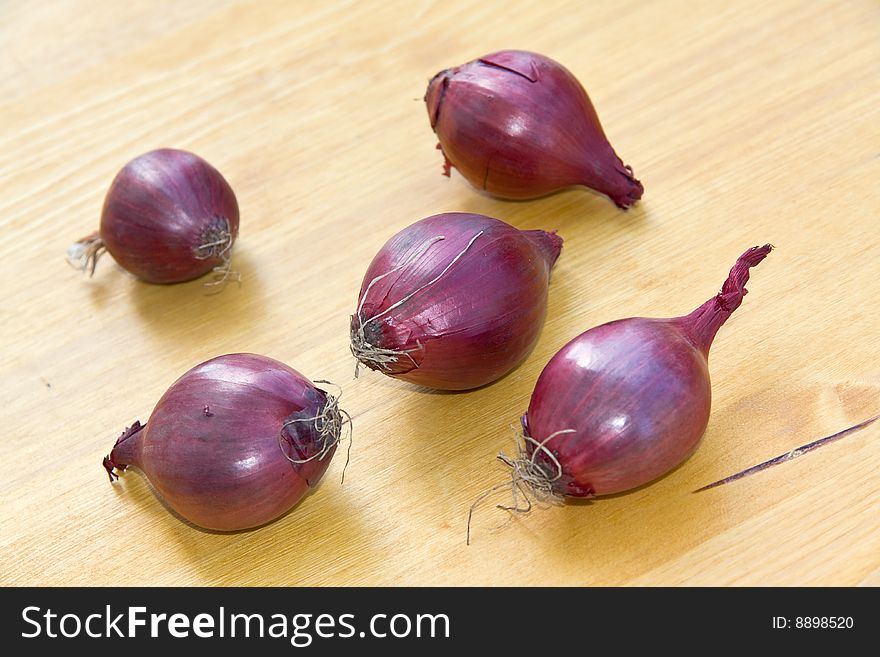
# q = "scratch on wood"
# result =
<box><xmin>694</xmin><ymin>414</ymin><xmax>879</xmax><ymax>493</ymax></box>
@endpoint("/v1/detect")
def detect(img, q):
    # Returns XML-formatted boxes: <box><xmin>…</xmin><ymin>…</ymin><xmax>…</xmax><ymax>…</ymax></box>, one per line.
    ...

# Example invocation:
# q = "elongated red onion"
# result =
<box><xmin>102</xmin><ymin>354</ymin><xmax>348</xmax><ymax>531</ymax></box>
<box><xmin>68</xmin><ymin>148</ymin><xmax>239</xmax><ymax>284</ymax></box>
<box><xmin>515</xmin><ymin>245</ymin><xmax>772</xmax><ymax>501</ymax></box>
<box><xmin>425</xmin><ymin>50</ymin><xmax>643</xmax><ymax>207</ymax></box>
<box><xmin>350</xmin><ymin>212</ymin><xmax>562</xmax><ymax>390</ymax></box>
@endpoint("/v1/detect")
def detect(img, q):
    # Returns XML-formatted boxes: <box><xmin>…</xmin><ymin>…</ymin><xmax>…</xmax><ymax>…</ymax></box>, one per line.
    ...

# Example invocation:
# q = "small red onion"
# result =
<box><xmin>350</xmin><ymin>212</ymin><xmax>562</xmax><ymax>390</ymax></box>
<box><xmin>517</xmin><ymin>245</ymin><xmax>772</xmax><ymax>500</ymax></box>
<box><xmin>102</xmin><ymin>354</ymin><xmax>348</xmax><ymax>531</ymax></box>
<box><xmin>68</xmin><ymin>148</ymin><xmax>239</xmax><ymax>284</ymax></box>
<box><xmin>425</xmin><ymin>50</ymin><xmax>643</xmax><ymax>207</ymax></box>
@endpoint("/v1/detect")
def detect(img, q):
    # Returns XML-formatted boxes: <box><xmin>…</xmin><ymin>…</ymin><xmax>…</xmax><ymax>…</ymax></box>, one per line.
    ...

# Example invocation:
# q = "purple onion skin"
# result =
<box><xmin>104</xmin><ymin>354</ymin><xmax>338</xmax><ymax>531</ymax></box>
<box><xmin>99</xmin><ymin>148</ymin><xmax>239</xmax><ymax>283</ymax></box>
<box><xmin>425</xmin><ymin>50</ymin><xmax>643</xmax><ymax>207</ymax></box>
<box><xmin>351</xmin><ymin>212</ymin><xmax>562</xmax><ymax>390</ymax></box>
<box><xmin>523</xmin><ymin>245</ymin><xmax>772</xmax><ymax>497</ymax></box>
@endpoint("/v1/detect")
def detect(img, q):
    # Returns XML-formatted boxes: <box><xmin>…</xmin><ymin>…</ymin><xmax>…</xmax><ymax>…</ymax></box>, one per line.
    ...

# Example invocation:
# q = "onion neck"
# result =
<box><xmin>606</xmin><ymin>162</ymin><xmax>644</xmax><ymax>209</ymax></box>
<box><xmin>682</xmin><ymin>244</ymin><xmax>773</xmax><ymax>354</ymax></box>
<box><xmin>582</xmin><ymin>156</ymin><xmax>644</xmax><ymax>209</ymax></box>
<box><xmin>103</xmin><ymin>421</ymin><xmax>145</xmax><ymax>481</ymax></box>
<box><xmin>521</xmin><ymin>229</ymin><xmax>563</xmax><ymax>270</ymax></box>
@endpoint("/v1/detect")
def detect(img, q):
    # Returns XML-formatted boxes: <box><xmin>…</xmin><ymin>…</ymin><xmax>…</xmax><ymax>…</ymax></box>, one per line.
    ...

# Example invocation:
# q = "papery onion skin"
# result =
<box><xmin>522</xmin><ymin>245</ymin><xmax>772</xmax><ymax>497</ymax></box>
<box><xmin>71</xmin><ymin>148</ymin><xmax>239</xmax><ymax>284</ymax></box>
<box><xmin>425</xmin><ymin>50</ymin><xmax>643</xmax><ymax>207</ymax></box>
<box><xmin>103</xmin><ymin>354</ymin><xmax>342</xmax><ymax>531</ymax></box>
<box><xmin>351</xmin><ymin>212</ymin><xmax>562</xmax><ymax>390</ymax></box>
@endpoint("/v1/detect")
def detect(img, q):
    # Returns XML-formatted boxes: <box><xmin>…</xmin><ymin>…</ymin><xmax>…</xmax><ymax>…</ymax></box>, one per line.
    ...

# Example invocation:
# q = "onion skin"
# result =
<box><xmin>103</xmin><ymin>354</ymin><xmax>342</xmax><ymax>531</ymax></box>
<box><xmin>73</xmin><ymin>148</ymin><xmax>239</xmax><ymax>284</ymax></box>
<box><xmin>351</xmin><ymin>212</ymin><xmax>562</xmax><ymax>390</ymax></box>
<box><xmin>523</xmin><ymin>245</ymin><xmax>772</xmax><ymax>497</ymax></box>
<box><xmin>425</xmin><ymin>50</ymin><xmax>643</xmax><ymax>207</ymax></box>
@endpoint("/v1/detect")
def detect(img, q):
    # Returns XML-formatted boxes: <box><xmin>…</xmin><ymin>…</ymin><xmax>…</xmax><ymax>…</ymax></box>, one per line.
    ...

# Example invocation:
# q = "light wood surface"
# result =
<box><xmin>2</xmin><ymin>0</ymin><xmax>878</xmax><ymax>586</ymax></box>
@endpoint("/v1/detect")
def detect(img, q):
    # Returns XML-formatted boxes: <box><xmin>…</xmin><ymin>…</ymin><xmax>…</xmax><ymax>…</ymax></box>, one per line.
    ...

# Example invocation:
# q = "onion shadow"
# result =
<box><xmin>125</xmin><ymin>247</ymin><xmax>268</xmax><ymax>347</ymax></box>
<box><xmin>431</xmin><ymin>177</ymin><xmax>650</xmax><ymax>235</ymax></box>
<box><xmin>108</xmin><ymin>457</ymin><xmax>376</xmax><ymax>585</ymax></box>
<box><xmin>109</xmin><ymin>463</ymin><xmax>331</xmax><ymax>536</ymax></box>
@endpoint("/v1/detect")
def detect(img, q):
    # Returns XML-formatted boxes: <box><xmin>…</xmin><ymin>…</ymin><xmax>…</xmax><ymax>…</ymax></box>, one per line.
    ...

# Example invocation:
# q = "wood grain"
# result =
<box><xmin>1</xmin><ymin>0</ymin><xmax>878</xmax><ymax>586</ymax></box>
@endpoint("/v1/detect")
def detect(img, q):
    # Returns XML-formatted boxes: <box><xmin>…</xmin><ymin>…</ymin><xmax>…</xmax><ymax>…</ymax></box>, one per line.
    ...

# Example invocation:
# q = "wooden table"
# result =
<box><xmin>2</xmin><ymin>0</ymin><xmax>878</xmax><ymax>586</ymax></box>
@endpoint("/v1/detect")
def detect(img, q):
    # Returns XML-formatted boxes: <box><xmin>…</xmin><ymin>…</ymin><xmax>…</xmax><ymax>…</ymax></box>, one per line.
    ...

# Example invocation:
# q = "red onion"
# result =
<box><xmin>350</xmin><ymin>212</ymin><xmax>562</xmax><ymax>390</ymax></box>
<box><xmin>516</xmin><ymin>245</ymin><xmax>772</xmax><ymax>501</ymax></box>
<box><xmin>102</xmin><ymin>354</ymin><xmax>349</xmax><ymax>531</ymax></box>
<box><xmin>425</xmin><ymin>50</ymin><xmax>643</xmax><ymax>207</ymax></box>
<box><xmin>68</xmin><ymin>148</ymin><xmax>239</xmax><ymax>284</ymax></box>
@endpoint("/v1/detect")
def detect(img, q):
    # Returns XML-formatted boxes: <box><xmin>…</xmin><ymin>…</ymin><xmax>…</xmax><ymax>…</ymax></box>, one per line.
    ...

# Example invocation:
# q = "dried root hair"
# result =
<box><xmin>279</xmin><ymin>381</ymin><xmax>353</xmax><ymax>483</ymax></box>
<box><xmin>195</xmin><ymin>216</ymin><xmax>239</xmax><ymax>291</ymax></box>
<box><xmin>350</xmin><ymin>231</ymin><xmax>484</xmax><ymax>376</ymax></box>
<box><xmin>466</xmin><ymin>427</ymin><xmax>575</xmax><ymax>545</ymax></box>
